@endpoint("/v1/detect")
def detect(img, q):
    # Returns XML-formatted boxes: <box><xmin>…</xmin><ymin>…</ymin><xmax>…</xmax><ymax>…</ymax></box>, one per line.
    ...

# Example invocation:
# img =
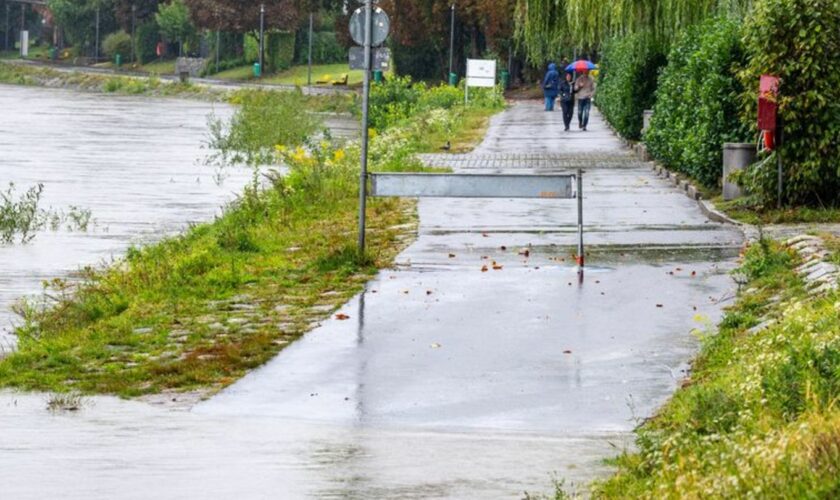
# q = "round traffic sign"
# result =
<box><xmin>349</xmin><ymin>7</ymin><xmax>390</xmax><ymax>47</ymax></box>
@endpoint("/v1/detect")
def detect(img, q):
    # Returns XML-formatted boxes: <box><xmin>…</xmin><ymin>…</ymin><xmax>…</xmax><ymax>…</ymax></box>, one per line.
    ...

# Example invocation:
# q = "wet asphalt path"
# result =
<box><xmin>195</xmin><ymin>104</ymin><xmax>743</xmax><ymax>490</ymax></box>
<box><xmin>1</xmin><ymin>101</ymin><xmax>743</xmax><ymax>499</ymax></box>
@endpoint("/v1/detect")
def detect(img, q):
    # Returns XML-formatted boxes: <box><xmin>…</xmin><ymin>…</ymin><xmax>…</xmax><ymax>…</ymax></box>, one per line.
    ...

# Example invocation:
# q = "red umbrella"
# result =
<box><xmin>566</xmin><ymin>60</ymin><xmax>597</xmax><ymax>72</ymax></box>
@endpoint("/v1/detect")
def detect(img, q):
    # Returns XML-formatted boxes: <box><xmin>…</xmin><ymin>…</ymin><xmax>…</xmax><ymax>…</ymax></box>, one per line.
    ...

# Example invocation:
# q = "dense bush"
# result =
<box><xmin>294</xmin><ymin>31</ymin><xmax>345</xmax><ymax>65</ymax></box>
<box><xmin>645</xmin><ymin>18</ymin><xmax>750</xmax><ymax>187</ymax></box>
<box><xmin>597</xmin><ymin>32</ymin><xmax>666</xmax><ymax>140</ymax></box>
<box><xmin>265</xmin><ymin>31</ymin><xmax>295</xmax><ymax>73</ymax></box>
<box><xmin>738</xmin><ymin>0</ymin><xmax>840</xmax><ymax>206</ymax></box>
<box><xmin>102</xmin><ymin>31</ymin><xmax>132</xmax><ymax>60</ymax></box>
<box><xmin>134</xmin><ymin>20</ymin><xmax>160</xmax><ymax>64</ymax></box>
<box><xmin>368</xmin><ymin>76</ymin><xmax>503</xmax><ymax>130</ymax></box>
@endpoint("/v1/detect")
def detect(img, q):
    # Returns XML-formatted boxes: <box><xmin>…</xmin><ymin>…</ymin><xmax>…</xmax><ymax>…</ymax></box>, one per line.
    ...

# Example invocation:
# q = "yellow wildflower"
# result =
<box><xmin>292</xmin><ymin>146</ymin><xmax>308</xmax><ymax>163</ymax></box>
<box><xmin>274</xmin><ymin>144</ymin><xmax>287</xmax><ymax>153</ymax></box>
<box><xmin>333</xmin><ymin>149</ymin><xmax>346</xmax><ymax>162</ymax></box>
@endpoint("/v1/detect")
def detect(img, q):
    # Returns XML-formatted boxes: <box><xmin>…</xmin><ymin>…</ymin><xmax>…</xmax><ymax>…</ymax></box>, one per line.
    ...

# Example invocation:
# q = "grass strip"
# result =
<box><xmin>590</xmin><ymin>238</ymin><xmax>840</xmax><ymax>498</ymax></box>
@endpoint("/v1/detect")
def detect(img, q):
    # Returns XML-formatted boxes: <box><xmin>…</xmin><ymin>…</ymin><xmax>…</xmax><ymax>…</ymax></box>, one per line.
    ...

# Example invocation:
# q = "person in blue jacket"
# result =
<box><xmin>542</xmin><ymin>63</ymin><xmax>560</xmax><ymax>111</ymax></box>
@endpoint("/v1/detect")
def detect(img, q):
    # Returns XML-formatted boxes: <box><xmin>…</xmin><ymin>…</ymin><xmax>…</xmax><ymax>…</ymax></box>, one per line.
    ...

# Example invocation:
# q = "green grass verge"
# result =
<box><xmin>0</xmin><ymin>181</ymin><xmax>414</xmax><ymax>397</ymax></box>
<box><xmin>213</xmin><ymin>63</ymin><xmax>366</xmax><ymax>87</ymax></box>
<box><xmin>139</xmin><ymin>59</ymin><xmax>177</xmax><ymax>75</ymax></box>
<box><xmin>0</xmin><ymin>60</ymin><xmax>221</xmax><ymax>99</ymax></box>
<box><xmin>716</xmin><ymin>198</ymin><xmax>840</xmax><ymax>225</ymax></box>
<box><xmin>591</xmin><ymin>239</ymin><xmax>840</xmax><ymax>498</ymax></box>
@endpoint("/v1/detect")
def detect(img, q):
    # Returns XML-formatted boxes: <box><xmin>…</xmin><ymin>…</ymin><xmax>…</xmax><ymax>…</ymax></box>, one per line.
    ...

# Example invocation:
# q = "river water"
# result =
<box><xmin>0</xmin><ymin>85</ymin><xmax>251</xmax><ymax>349</ymax></box>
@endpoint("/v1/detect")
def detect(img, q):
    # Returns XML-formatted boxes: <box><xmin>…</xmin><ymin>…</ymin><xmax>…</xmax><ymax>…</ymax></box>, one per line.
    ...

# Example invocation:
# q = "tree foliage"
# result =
<box><xmin>596</xmin><ymin>32</ymin><xmax>665</xmax><ymax>140</ymax></box>
<box><xmin>155</xmin><ymin>0</ymin><xmax>194</xmax><ymax>53</ymax></box>
<box><xmin>738</xmin><ymin>0</ymin><xmax>840</xmax><ymax>206</ymax></box>
<box><xmin>183</xmin><ymin>0</ymin><xmax>300</xmax><ymax>33</ymax></box>
<box><xmin>378</xmin><ymin>0</ymin><xmax>515</xmax><ymax>79</ymax></box>
<box><xmin>645</xmin><ymin>17</ymin><xmax>750</xmax><ymax>187</ymax></box>
<box><xmin>515</xmin><ymin>0</ymin><xmax>754</xmax><ymax>64</ymax></box>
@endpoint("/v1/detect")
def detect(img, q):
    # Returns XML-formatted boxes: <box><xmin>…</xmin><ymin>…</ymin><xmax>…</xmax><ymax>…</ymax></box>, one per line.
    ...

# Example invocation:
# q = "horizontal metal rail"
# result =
<box><xmin>366</xmin><ymin>170</ymin><xmax>585</xmax><ymax>274</ymax></box>
<box><xmin>369</xmin><ymin>173</ymin><xmax>576</xmax><ymax>199</ymax></box>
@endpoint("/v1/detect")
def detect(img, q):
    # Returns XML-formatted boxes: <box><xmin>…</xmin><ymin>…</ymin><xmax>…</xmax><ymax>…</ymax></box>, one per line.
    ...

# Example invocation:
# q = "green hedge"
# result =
<box><xmin>645</xmin><ymin>18</ymin><xmax>750</xmax><ymax>187</ymax></box>
<box><xmin>265</xmin><ymin>31</ymin><xmax>295</xmax><ymax>73</ymax></box>
<box><xmin>597</xmin><ymin>33</ymin><xmax>666</xmax><ymax>140</ymax></box>
<box><xmin>738</xmin><ymin>0</ymin><xmax>840</xmax><ymax>206</ymax></box>
<box><xmin>294</xmin><ymin>30</ymin><xmax>345</xmax><ymax>65</ymax></box>
<box><xmin>103</xmin><ymin>31</ymin><xmax>132</xmax><ymax>61</ymax></box>
<box><xmin>134</xmin><ymin>20</ymin><xmax>159</xmax><ymax>64</ymax></box>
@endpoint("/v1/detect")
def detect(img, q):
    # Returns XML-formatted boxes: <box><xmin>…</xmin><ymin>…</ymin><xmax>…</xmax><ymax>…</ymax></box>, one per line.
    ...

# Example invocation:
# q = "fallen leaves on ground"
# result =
<box><xmin>335</xmin><ymin>313</ymin><xmax>350</xmax><ymax>320</ymax></box>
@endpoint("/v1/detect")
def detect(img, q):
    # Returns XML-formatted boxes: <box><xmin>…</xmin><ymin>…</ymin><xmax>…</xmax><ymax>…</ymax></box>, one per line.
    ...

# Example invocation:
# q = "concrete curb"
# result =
<box><xmin>595</xmin><ymin>110</ymin><xmax>768</xmax><ymax>242</ymax></box>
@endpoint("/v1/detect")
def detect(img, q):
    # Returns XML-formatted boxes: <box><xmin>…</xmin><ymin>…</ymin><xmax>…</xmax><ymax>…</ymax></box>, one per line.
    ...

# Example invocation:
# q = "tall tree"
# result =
<box><xmin>378</xmin><ymin>0</ymin><xmax>515</xmax><ymax>79</ymax></box>
<box><xmin>184</xmin><ymin>0</ymin><xmax>301</xmax><ymax>33</ymax></box>
<box><xmin>155</xmin><ymin>0</ymin><xmax>194</xmax><ymax>55</ymax></box>
<box><xmin>515</xmin><ymin>0</ymin><xmax>755</xmax><ymax>64</ymax></box>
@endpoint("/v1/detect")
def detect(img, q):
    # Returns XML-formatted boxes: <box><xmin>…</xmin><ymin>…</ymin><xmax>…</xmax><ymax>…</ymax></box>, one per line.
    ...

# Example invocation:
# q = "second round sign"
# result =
<box><xmin>349</xmin><ymin>7</ymin><xmax>390</xmax><ymax>47</ymax></box>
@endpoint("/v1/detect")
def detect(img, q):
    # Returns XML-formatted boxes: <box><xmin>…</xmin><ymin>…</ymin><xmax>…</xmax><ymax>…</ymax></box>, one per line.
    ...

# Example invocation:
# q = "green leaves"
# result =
<box><xmin>738</xmin><ymin>0</ymin><xmax>840</xmax><ymax>206</ymax></box>
<box><xmin>597</xmin><ymin>33</ymin><xmax>666</xmax><ymax>140</ymax></box>
<box><xmin>645</xmin><ymin>17</ymin><xmax>750</xmax><ymax>187</ymax></box>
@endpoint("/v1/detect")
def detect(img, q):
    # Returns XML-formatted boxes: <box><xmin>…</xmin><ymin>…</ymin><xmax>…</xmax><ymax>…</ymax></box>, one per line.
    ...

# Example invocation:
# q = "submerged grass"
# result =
<box><xmin>591</xmin><ymin>239</ymin><xmax>840</xmax><ymax>498</ymax></box>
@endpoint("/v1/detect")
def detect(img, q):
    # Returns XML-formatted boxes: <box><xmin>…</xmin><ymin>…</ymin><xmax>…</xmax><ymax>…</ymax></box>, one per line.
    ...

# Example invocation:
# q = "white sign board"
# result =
<box><xmin>466</xmin><ymin>59</ymin><xmax>496</xmax><ymax>88</ymax></box>
<box><xmin>20</xmin><ymin>31</ymin><xmax>29</xmax><ymax>58</ymax></box>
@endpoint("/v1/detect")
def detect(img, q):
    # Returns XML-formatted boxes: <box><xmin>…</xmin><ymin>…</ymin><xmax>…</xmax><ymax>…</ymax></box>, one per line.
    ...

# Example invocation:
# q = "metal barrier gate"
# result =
<box><xmin>362</xmin><ymin>169</ymin><xmax>585</xmax><ymax>271</ymax></box>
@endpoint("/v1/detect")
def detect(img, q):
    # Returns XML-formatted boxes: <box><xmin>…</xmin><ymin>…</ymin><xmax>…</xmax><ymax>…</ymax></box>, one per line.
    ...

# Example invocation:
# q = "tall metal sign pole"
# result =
<box><xmin>259</xmin><ymin>3</ymin><xmax>265</xmax><ymax>77</ymax></box>
<box><xmin>131</xmin><ymin>4</ymin><xmax>136</xmax><ymax>64</ymax></box>
<box><xmin>5</xmin><ymin>3</ymin><xmax>10</xmax><ymax>52</ymax></box>
<box><xmin>357</xmin><ymin>0</ymin><xmax>373</xmax><ymax>254</ymax></box>
<box><xmin>448</xmin><ymin>4</ymin><xmax>455</xmax><ymax>77</ymax></box>
<box><xmin>95</xmin><ymin>6</ymin><xmax>100</xmax><ymax>62</ymax></box>
<box><xmin>307</xmin><ymin>12</ymin><xmax>314</xmax><ymax>86</ymax></box>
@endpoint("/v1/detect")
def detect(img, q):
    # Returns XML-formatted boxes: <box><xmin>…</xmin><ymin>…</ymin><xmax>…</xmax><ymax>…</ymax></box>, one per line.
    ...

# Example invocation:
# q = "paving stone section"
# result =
<box><xmin>745</xmin><ymin>234</ymin><xmax>839</xmax><ymax>336</ymax></box>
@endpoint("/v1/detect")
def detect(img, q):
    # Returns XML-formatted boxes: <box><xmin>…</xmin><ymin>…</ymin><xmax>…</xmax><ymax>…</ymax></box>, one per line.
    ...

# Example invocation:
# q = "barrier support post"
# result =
<box><xmin>577</xmin><ymin>168</ymin><xmax>584</xmax><ymax>274</ymax></box>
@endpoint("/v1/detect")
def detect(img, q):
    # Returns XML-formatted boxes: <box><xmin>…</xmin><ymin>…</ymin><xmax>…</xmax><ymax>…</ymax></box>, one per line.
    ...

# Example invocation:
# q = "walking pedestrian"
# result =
<box><xmin>542</xmin><ymin>63</ymin><xmax>560</xmax><ymax>112</ymax></box>
<box><xmin>559</xmin><ymin>71</ymin><xmax>575</xmax><ymax>131</ymax></box>
<box><xmin>574</xmin><ymin>70</ymin><xmax>595</xmax><ymax>131</ymax></box>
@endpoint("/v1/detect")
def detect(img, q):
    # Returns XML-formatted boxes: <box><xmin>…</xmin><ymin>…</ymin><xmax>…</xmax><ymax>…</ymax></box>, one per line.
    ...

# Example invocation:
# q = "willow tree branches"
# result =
<box><xmin>515</xmin><ymin>0</ymin><xmax>755</xmax><ymax>63</ymax></box>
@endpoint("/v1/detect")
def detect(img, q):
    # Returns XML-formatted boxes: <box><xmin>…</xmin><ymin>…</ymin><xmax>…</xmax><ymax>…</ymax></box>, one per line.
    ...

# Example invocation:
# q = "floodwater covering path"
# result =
<box><xmin>1</xmin><ymin>100</ymin><xmax>743</xmax><ymax>498</ymax></box>
<box><xmin>0</xmin><ymin>85</ymin><xmax>251</xmax><ymax>349</ymax></box>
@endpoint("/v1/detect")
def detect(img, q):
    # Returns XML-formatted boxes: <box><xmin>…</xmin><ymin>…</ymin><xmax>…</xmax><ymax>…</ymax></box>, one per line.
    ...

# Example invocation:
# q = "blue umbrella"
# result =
<box><xmin>566</xmin><ymin>60</ymin><xmax>597</xmax><ymax>72</ymax></box>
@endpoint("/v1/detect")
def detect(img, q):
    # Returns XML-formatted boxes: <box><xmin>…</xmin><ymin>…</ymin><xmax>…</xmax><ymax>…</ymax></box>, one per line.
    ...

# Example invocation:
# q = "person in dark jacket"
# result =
<box><xmin>542</xmin><ymin>63</ymin><xmax>560</xmax><ymax>111</ymax></box>
<box><xmin>558</xmin><ymin>71</ymin><xmax>575</xmax><ymax>131</ymax></box>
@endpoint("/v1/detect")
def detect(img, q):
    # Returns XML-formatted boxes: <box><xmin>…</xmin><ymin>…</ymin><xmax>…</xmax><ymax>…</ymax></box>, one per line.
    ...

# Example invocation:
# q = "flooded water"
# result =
<box><xmin>0</xmin><ymin>85</ymin><xmax>251</xmax><ymax>348</ymax></box>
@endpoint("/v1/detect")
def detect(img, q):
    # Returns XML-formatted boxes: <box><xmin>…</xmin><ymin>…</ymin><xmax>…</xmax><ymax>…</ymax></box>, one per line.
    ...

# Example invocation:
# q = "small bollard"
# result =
<box><xmin>373</xmin><ymin>70</ymin><xmax>383</xmax><ymax>84</ymax></box>
<box><xmin>115</xmin><ymin>53</ymin><xmax>122</xmax><ymax>68</ymax></box>
<box><xmin>448</xmin><ymin>72</ymin><xmax>458</xmax><ymax>86</ymax></box>
<box><xmin>253</xmin><ymin>62</ymin><xmax>261</xmax><ymax>78</ymax></box>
